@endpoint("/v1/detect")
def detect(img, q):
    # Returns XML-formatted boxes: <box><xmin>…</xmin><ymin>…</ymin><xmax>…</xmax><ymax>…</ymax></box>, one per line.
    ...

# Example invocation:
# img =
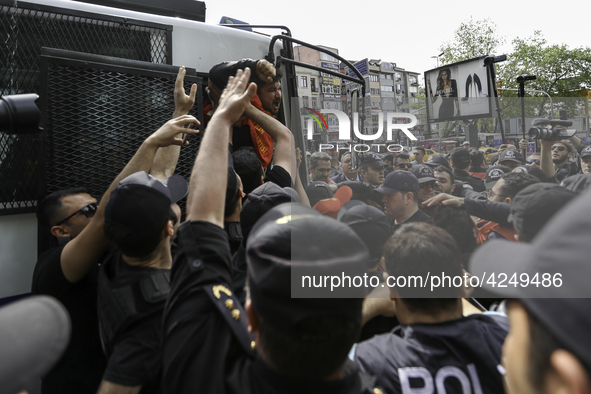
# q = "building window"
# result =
<box><xmin>409</xmin><ymin>86</ymin><xmax>418</xmax><ymax>93</ymax></box>
<box><xmin>370</xmin><ymin>88</ymin><xmax>380</xmax><ymax>95</ymax></box>
<box><xmin>311</xmin><ymin>78</ymin><xmax>316</xmax><ymax>92</ymax></box>
<box><xmin>321</xmin><ymin>85</ymin><xmax>341</xmax><ymax>94</ymax></box>
<box><xmin>395</xmin><ymin>73</ymin><xmax>402</xmax><ymax>82</ymax></box>
<box><xmin>370</xmin><ymin>74</ymin><xmax>378</xmax><ymax>82</ymax></box>
<box><xmin>409</xmin><ymin>75</ymin><xmax>418</xmax><ymax>84</ymax></box>
<box><xmin>312</xmin><ymin>97</ymin><xmax>317</xmax><ymax>108</ymax></box>
<box><xmin>321</xmin><ymin>53</ymin><xmax>337</xmax><ymax>62</ymax></box>
<box><xmin>300</xmin><ymin>76</ymin><xmax>308</xmax><ymax>88</ymax></box>
<box><xmin>396</xmin><ymin>84</ymin><xmax>401</xmax><ymax>94</ymax></box>
<box><xmin>381</xmin><ymin>85</ymin><xmax>393</xmax><ymax>92</ymax></box>
<box><xmin>302</xmin><ymin>96</ymin><xmax>309</xmax><ymax>107</ymax></box>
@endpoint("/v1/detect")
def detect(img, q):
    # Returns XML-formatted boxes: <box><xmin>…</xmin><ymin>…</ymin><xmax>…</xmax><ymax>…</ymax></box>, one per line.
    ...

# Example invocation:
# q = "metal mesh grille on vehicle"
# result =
<box><xmin>0</xmin><ymin>1</ymin><xmax>172</xmax><ymax>214</ymax></box>
<box><xmin>41</xmin><ymin>51</ymin><xmax>202</xmax><ymax>220</ymax></box>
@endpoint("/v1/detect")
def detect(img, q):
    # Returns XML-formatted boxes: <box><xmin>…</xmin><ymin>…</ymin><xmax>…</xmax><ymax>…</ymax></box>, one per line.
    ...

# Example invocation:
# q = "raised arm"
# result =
<box><xmin>150</xmin><ymin>66</ymin><xmax>198</xmax><ymax>181</ymax></box>
<box><xmin>294</xmin><ymin>147</ymin><xmax>311</xmax><ymax>207</ymax></box>
<box><xmin>186</xmin><ymin>69</ymin><xmax>256</xmax><ymax>227</ymax></box>
<box><xmin>60</xmin><ymin>116</ymin><xmax>199</xmax><ymax>283</ymax></box>
<box><xmin>540</xmin><ymin>140</ymin><xmax>556</xmax><ymax>181</ymax></box>
<box><xmin>243</xmin><ymin>102</ymin><xmax>296</xmax><ymax>180</ymax></box>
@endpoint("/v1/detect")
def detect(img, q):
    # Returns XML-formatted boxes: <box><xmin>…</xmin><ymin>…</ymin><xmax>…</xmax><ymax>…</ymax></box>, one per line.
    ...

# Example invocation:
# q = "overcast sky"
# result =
<box><xmin>206</xmin><ymin>0</ymin><xmax>590</xmax><ymax>77</ymax></box>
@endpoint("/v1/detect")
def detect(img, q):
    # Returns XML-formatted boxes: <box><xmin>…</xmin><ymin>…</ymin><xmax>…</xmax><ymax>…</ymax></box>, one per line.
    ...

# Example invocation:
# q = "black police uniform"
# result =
<box><xmin>161</xmin><ymin>221</ymin><xmax>381</xmax><ymax>394</ymax></box>
<box><xmin>453</xmin><ymin>169</ymin><xmax>485</xmax><ymax>192</ymax></box>
<box><xmin>355</xmin><ymin>314</ymin><xmax>508</xmax><ymax>394</ymax></box>
<box><xmin>391</xmin><ymin>208</ymin><xmax>430</xmax><ymax>233</ymax></box>
<box><xmin>97</xmin><ymin>251</ymin><xmax>169</xmax><ymax>393</ymax></box>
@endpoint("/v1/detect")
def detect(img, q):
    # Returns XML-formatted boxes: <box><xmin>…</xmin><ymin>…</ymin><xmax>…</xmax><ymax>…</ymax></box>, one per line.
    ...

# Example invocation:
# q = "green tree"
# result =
<box><xmin>438</xmin><ymin>20</ymin><xmax>591</xmax><ymax>128</ymax></box>
<box><xmin>439</xmin><ymin>17</ymin><xmax>505</xmax><ymax>65</ymax></box>
<box><xmin>502</xmin><ymin>31</ymin><xmax>591</xmax><ymax>97</ymax></box>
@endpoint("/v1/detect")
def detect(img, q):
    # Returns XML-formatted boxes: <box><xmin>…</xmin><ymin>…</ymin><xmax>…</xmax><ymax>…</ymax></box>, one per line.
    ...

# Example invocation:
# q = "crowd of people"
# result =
<box><xmin>13</xmin><ymin>59</ymin><xmax>591</xmax><ymax>394</ymax></box>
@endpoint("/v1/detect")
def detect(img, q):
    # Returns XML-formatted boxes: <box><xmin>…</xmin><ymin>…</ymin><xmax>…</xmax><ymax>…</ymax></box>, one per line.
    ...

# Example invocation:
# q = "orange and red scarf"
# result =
<box><xmin>204</xmin><ymin>94</ymin><xmax>274</xmax><ymax>169</ymax></box>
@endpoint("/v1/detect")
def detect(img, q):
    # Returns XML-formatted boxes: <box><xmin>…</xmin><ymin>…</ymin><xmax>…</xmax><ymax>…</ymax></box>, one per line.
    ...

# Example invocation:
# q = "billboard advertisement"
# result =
<box><xmin>424</xmin><ymin>56</ymin><xmax>493</xmax><ymax>123</ymax></box>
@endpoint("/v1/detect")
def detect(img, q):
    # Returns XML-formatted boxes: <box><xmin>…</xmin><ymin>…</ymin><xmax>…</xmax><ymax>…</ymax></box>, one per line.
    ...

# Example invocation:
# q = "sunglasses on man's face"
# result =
<box><xmin>527</xmin><ymin>159</ymin><xmax>540</xmax><ymax>165</ymax></box>
<box><xmin>398</xmin><ymin>163</ymin><xmax>412</xmax><ymax>169</ymax></box>
<box><xmin>55</xmin><ymin>203</ymin><xmax>98</xmax><ymax>226</ymax></box>
<box><xmin>551</xmin><ymin>145</ymin><xmax>566</xmax><ymax>152</ymax></box>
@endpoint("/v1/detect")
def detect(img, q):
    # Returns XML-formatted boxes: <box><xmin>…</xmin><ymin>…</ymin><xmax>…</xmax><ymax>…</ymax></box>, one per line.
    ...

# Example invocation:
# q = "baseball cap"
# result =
<box><xmin>512</xmin><ymin>165</ymin><xmax>548</xmax><ymax>183</ymax></box>
<box><xmin>425</xmin><ymin>154</ymin><xmax>451</xmax><ymax>169</ymax></box>
<box><xmin>374</xmin><ymin>170</ymin><xmax>419</xmax><ymax>195</ymax></box>
<box><xmin>561</xmin><ymin>173</ymin><xmax>591</xmax><ymax>194</ymax></box>
<box><xmin>336</xmin><ymin>200</ymin><xmax>366</xmax><ymax>221</ymax></box>
<box><xmin>105</xmin><ymin>171</ymin><xmax>188</xmax><ymax>244</ymax></box>
<box><xmin>240</xmin><ymin>182</ymin><xmax>294</xmax><ymax>241</ymax></box>
<box><xmin>508</xmin><ymin>183</ymin><xmax>576</xmax><ymax>241</ymax></box>
<box><xmin>450</xmin><ymin>147</ymin><xmax>471</xmax><ymax>166</ymax></box>
<box><xmin>410</xmin><ymin>164</ymin><xmax>438</xmax><ymax>183</ymax></box>
<box><xmin>313</xmin><ymin>185</ymin><xmax>353</xmax><ymax>219</ymax></box>
<box><xmin>498</xmin><ymin>149</ymin><xmax>523</xmax><ymax>164</ymax></box>
<box><xmin>305</xmin><ymin>181</ymin><xmax>333</xmax><ymax>207</ymax></box>
<box><xmin>246</xmin><ymin>203</ymin><xmax>368</xmax><ymax>335</ymax></box>
<box><xmin>0</xmin><ymin>296</ymin><xmax>70</xmax><ymax>393</ymax></box>
<box><xmin>383</xmin><ymin>154</ymin><xmax>395</xmax><ymax>163</ymax></box>
<box><xmin>282</xmin><ymin>186</ymin><xmax>300</xmax><ymax>203</ymax></box>
<box><xmin>462</xmin><ymin>141</ymin><xmax>470</xmax><ymax>146</ymax></box>
<box><xmin>359</xmin><ymin>153</ymin><xmax>387</xmax><ymax>168</ymax></box>
<box><xmin>485</xmin><ymin>165</ymin><xmax>512</xmax><ymax>190</ymax></box>
<box><xmin>338</xmin><ymin>204</ymin><xmax>392</xmax><ymax>268</ymax></box>
<box><xmin>581</xmin><ymin>145</ymin><xmax>591</xmax><ymax>158</ymax></box>
<box><xmin>469</xmin><ymin>189</ymin><xmax>591</xmax><ymax>372</ymax></box>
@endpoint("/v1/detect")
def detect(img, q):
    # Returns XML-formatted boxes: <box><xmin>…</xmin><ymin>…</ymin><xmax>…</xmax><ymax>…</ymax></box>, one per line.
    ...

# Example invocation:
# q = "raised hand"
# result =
<box><xmin>173</xmin><ymin>66</ymin><xmax>197</xmax><ymax>117</ymax></box>
<box><xmin>295</xmin><ymin>147</ymin><xmax>303</xmax><ymax>170</ymax></box>
<box><xmin>215</xmin><ymin>68</ymin><xmax>257</xmax><ymax>126</ymax></box>
<box><xmin>256</xmin><ymin>59</ymin><xmax>276</xmax><ymax>83</ymax></box>
<box><xmin>147</xmin><ymin>115</ymin><xmax>200</xmax><ymax>147</ymax></box>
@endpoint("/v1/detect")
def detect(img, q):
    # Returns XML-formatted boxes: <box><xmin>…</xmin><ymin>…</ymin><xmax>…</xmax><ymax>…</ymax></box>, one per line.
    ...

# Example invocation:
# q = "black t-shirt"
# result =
<box><xmin>265</xmin><ymin>164</ymin><xmax>293</xmax><ymax>188</ymax></box>
<box><xmin>99</xmin><ymin>252</ymin><xmax>166</xmax><ymax>393</ymax></box>
<box><xmin>31</xmin><ymin>246</ymin><xmax>107</xmax><ymax>394</ymax></box>
<box><xmin>162</xmin><ymin>221</ymin><xmax>378</xmax><ymax>394</ymax></box>
<box><xmin>555</xmin><ymin>160</ymin><xmax>579</xmax><ymax>183</ymax></box>
<box><xmin>355</xmin><ymin>314</ymin><xmax>509</xmax><ymax>394</ymax></box>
